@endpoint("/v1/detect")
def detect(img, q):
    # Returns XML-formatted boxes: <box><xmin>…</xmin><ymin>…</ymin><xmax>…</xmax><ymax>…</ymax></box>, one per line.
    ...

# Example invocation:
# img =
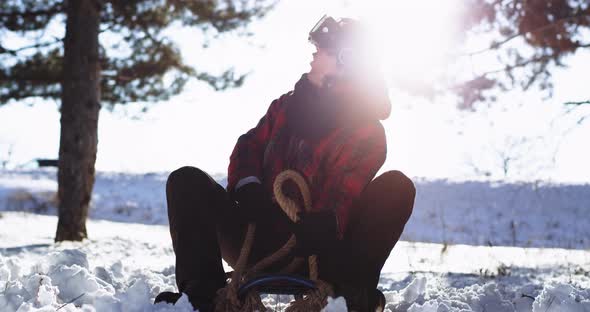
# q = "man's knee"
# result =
<box><xmin>379</xmin><ymin>170</ymin><xmax>416</xmax><ymax>197</ymax></box>
<box><xmin>167</xmin><ymin>166</ymin><xmax>215</xmax><ymax>191</ymax></box>
<box><xmin>374</xmin><ymin>170</ymin><xmax>416</xmax><ymax>220</ymax></box>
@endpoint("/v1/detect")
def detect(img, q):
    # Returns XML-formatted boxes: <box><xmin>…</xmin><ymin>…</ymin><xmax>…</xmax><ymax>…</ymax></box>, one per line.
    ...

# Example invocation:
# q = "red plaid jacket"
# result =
<box><xmin>227</xmin><ymin>77</ymin><xmax>389</xmax><ymax>237</ymax></box>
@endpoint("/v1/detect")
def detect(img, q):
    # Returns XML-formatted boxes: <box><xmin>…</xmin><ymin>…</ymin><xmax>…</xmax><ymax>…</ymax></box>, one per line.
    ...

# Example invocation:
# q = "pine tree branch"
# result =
<box><xmin>0</xmin><ymin>37</ymin><xmax>62</xmax><ymax>56</ymax></box>
<box><xmin>0</xmin><ymin>77</ymin><xmax>60</xmax><ymax>83</ymax></box>
<box><xmin>0</xmin><ymin>90</ymin><xmax>61</xmax><ymax>103</ymax></box>
<box><xmin>0</xmin><ymin>8</ymin><xmax>63</xmax><ymax>19</ymax></box>
<box><xmin>463</xmin><ymin>12</ymin><xmax>590</xmax><ymax>56</ymax></box>
<box><xmin>0</xmin><ymin>6</ymin><xmax>63</xmax><ymax>18</ymax></box>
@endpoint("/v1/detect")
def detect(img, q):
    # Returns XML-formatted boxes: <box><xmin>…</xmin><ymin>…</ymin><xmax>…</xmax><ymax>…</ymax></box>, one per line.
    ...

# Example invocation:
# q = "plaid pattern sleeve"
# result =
<box><xmin>227</xmin><ymin>96</ymin><xmax>285</xmax><ymax>193</ymax></box>
<box><xmin>316</xmin><ymin>122</ymin><xmax>387</xmax><ymax>237</ymax></box>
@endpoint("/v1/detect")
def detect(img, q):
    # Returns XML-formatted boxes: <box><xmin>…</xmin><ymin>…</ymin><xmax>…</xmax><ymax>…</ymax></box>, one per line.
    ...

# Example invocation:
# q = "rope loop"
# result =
<box><xmin>214</xmin><ymin>170</ymin><xmax>334</xmax><ymax>311</ymax></box>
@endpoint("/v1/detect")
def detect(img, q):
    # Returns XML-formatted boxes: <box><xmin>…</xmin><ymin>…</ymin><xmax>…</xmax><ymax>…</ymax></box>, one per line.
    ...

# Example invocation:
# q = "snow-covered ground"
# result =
<box><xmin>1</xmin><ymin>169</ymin><xmax>589</xmax><ymax>311</ymax></box>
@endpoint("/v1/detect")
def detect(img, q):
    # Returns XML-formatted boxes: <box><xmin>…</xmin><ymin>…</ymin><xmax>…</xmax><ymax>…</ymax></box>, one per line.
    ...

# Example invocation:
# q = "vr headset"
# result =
<box><xmin>308</xmin><ymin>15</ymin><xmax>359</xmax><ymax>66</ymax></box>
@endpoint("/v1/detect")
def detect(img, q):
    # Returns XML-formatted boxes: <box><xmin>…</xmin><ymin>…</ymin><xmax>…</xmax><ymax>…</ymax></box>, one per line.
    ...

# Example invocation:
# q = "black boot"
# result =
<box><xmin>154</xmin><ymin>291</ymin><xmax>214</xmax><ymax>312</ymax></box>
<box><xmin>337</xmin><ymin>284</ymin><xmax>386</xmax><ymax>312</ymax></box>
<box><xmin>180</xmin><ymin>279</ymin><xmax>220</xmax><ymax>312</ymax></box>
<box><xmin>374</xmin><ymin>289</ymin><xmax>386</xmax><ymax>312</ymax></box>
<box><xmin>154</xmin><ymin>291</ymin><xmax>182</xmax><ymax>305</ymax></box>
<box><xmin>154</xmin><ymin>279</ymin><xmax>219</xmax><ymax>312</ymax></box>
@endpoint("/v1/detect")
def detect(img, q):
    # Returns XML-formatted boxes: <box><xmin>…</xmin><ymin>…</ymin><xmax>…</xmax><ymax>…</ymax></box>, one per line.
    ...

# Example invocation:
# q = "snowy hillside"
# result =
<box><xmin>1</xmin><ymin>169</ymin><xmax>589</xmax><ymax>311</ymax></box>
<box><xmin>2</xmin><ymin>169</ymin><xmax>588</xmax><ymax>249</ymax></box>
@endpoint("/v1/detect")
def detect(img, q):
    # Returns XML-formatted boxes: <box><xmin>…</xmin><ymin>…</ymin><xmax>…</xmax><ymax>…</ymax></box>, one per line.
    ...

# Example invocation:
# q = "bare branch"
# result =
<box><xmin>466</xmin><ymin>33</ymin><xmax>522</xmax><ymax>56</ymax></box>
<box><xmin>99</xmin><ymin>23</ymin><xmax>117</xmax><ymax>34</ymax></box>
<box><xmin>465</xmin><ymin>53</ymin><xmax>555</xmax><ymax>79</ymax></box>
<box><xmin>564</xmin><ymin>100</ymin><xmax>590</xmax><ymax>105</ymax></box>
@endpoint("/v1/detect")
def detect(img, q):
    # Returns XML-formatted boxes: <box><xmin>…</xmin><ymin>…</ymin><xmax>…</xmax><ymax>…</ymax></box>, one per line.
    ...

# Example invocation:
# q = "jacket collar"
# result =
<box><xmin>286</xmin><ymin>74</ymin><xmax>390</xmax><ymax>140</ymax></box>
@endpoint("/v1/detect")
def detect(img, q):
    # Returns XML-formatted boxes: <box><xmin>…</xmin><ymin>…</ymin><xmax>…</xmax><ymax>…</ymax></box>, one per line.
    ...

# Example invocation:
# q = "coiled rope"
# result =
<box><xmin>214</xmin><ymin>170</ymin><xmax>334</xmax><ymax>312</ymax></box>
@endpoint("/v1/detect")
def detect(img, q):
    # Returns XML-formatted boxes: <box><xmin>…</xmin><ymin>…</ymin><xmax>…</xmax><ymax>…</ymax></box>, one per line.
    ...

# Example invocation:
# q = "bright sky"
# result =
<box><xmin>0</xmin><ymin>0</ymin><xmax>589</xmax><ymax>183</ymax></box>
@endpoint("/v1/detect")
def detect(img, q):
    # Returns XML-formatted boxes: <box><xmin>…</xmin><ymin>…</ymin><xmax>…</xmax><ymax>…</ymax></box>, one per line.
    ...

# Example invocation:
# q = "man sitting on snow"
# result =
<box><xmin>155</xmin><ymin>15</ymin><xmax>416</xmax><ymax>312</ymax></box>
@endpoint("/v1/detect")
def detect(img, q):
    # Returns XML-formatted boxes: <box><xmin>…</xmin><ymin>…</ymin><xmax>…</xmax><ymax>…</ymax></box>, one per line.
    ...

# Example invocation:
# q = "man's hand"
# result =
<box><xmin>235</xmin><ymin>183</ymin><xmax>340</xmax><ymax>256</ymax></box>
<box><xmin>234</xmin><ymin>182</ymin><xmax>274</xmax><ymax>223</ymax></box>
<box><xmin>293</xmin><ymin>210</ymin><xmax>339</xmax><ymax>257</ymax></box>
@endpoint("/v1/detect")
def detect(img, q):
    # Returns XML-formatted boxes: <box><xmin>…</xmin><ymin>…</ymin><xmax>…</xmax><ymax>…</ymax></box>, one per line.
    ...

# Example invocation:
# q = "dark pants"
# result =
<box><xmin>166</xmin><ymin>166</ymin><xmax>415</xmax><ymax>297</ymax></box>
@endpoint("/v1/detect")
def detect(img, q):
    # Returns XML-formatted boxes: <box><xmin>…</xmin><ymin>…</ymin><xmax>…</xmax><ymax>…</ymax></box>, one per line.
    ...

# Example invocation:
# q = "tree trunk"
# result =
<box><xmin>56</xmin><ymin>0</ymin><xmax>101</xmax><ymax>242</ymax></box>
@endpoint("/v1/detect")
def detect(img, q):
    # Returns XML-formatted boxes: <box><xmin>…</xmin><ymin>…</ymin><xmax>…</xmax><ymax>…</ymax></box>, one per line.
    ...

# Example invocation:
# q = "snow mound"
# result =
<box><xmin>6</xmin><ymin>247</ymin><xmax>588</xmax><ymax>312</ymax></box>
<box><xmin>533</xmin><ymin>283</ymin><xmax>590</xmax><ymax>312</ymax></box>
<box><xmin>0</xmin><ymin>249</ymin><xmax>193</xmax><ymax>312</ymax></box>
<box><xmin>383</xmin><ymin>277</ymin><xmax>590</xmax><ymax>312</ymax></box>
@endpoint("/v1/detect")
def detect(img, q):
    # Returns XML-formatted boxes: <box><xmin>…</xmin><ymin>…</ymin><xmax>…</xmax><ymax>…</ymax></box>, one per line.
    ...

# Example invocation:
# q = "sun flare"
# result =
<box><xmin>336</xmin><ymin>0</ymin><xmax>460</xmax><ymax>84</ymax></box>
